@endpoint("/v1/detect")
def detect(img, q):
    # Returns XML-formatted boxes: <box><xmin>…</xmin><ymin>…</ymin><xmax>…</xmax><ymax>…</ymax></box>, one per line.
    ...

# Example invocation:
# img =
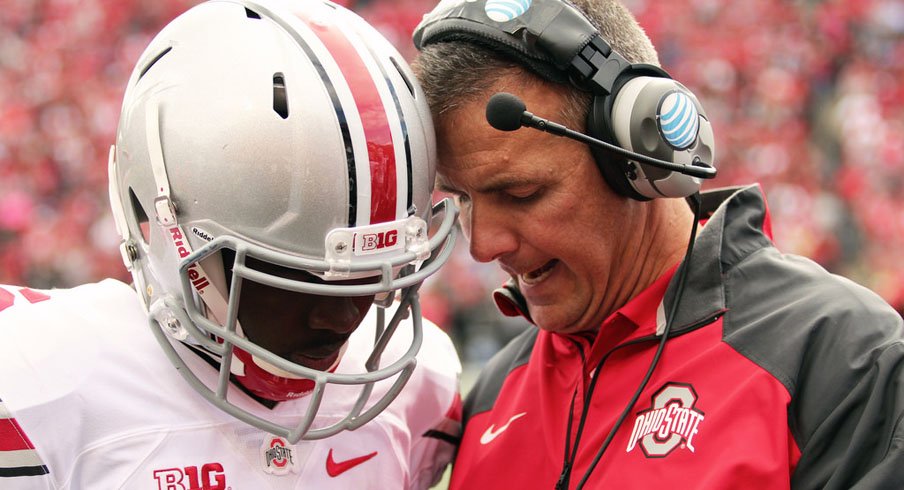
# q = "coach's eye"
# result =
<box><xmin>506</xmin><ymin>187</ymin><xmax>541</xmax><ymax>202</ymax></box>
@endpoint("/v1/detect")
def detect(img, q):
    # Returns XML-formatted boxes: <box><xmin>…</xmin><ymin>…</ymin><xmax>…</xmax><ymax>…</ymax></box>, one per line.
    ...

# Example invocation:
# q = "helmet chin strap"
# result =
<box><xmin>143</xmin><ymin>98</ymin><xmax>244</xmax><ymax>360</ymax></box>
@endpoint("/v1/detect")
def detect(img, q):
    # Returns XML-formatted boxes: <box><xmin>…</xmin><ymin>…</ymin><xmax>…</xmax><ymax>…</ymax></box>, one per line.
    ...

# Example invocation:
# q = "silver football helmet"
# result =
<box><xmin>107</xmin><ymin>0</ymin><xmax>456</xmax><ymax>443</ymax></box>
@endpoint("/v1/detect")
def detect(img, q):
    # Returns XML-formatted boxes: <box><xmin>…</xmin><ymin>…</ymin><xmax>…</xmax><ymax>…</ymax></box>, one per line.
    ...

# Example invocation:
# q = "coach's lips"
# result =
<box><xmin>519</xmin><ymin>260</ymin><xmax>559</xmax><ymax>286</ymax></box>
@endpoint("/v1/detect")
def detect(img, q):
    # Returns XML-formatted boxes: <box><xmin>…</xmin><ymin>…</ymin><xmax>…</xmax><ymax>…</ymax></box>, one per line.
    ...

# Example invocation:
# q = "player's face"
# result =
<box><xmin>236</xmin><ymin>258</ymin><xmax>376</xmax><ymax>371</ymax></box>
<box><xmin>435</xmin><ymin>78</ymin><xmax>647</xmax><ymax>334</ymax></box>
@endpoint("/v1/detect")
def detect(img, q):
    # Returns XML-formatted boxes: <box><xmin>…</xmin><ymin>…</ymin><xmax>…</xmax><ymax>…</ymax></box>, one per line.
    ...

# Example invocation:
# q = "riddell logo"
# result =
<box><xmin>153</xmin><ymin>463</ymin><xmax>226</xmax><ymax>490</ymax></box>
<box><xmin>626</xmin><ymin>382</ymin><xmax>705</xmax><ymax>457</ymax></box>
<box><xmin>169</xmin><ymin>227</ymin><xmax>192</xmax><ymax>260</ymax></box>
<box><xmin>169</xmin><ymin>227</ymin><xmax>210</xmax><ymax>293</ymax></box>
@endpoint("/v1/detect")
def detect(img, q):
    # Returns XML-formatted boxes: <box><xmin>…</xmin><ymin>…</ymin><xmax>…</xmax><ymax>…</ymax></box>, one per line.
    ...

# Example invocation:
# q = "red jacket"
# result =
<box><xmin>450</xmin><ymin>186</ymin><xmax>904</xmax><ymax>489</ymax></box>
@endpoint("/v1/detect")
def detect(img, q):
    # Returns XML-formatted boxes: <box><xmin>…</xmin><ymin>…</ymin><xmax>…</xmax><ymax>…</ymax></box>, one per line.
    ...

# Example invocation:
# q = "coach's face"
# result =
<box><xmin>435</xmin><ymin>78</ymin><xmax>651</xmax><ymax>334</ymax></box>
<box><xmin>437</xmin><ymin>79</ymin><xmax>647</xmax><ymax>333</ymax></box>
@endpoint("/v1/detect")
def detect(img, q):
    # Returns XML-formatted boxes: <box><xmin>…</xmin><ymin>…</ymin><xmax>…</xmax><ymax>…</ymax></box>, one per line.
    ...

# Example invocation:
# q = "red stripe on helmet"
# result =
<box><xmin>301</xmin><ymin>13</ymin><xmax>398</xmax><ymax>224</ymax></box>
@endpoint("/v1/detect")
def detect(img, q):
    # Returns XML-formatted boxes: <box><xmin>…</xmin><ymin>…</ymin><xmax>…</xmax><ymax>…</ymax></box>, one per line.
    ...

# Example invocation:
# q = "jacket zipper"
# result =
<box><xmin>554</xmin><ymin>312</ymin><xmax>723</xmax><ymax>488</ymax></box>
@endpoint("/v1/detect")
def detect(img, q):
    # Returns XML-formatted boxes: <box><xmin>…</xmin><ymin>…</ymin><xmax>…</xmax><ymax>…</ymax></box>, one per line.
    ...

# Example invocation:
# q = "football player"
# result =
<box><xmin>0</xmin><ymin>0</ymin><xmax>460</xmax><ymax>488</ymax></box>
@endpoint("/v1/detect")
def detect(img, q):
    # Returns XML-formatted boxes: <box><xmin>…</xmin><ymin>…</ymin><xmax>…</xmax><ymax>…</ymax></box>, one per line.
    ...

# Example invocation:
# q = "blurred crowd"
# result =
<box><xmin>1</xmin><ymin>0</ymin><xmax>902</xmax><ymax>365</ymax></box>
<box><xmin>633</xmin><ymin>0</ymin><xmax>904</xmax><ymax>312</ymax></box>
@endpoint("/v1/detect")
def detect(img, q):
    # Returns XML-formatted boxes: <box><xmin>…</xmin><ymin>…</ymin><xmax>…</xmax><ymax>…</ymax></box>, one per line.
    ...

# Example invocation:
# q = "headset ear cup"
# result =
<box><xmin>588</xmin><ymin>75</ymin><xmax>714</xmax><ymax>200</ymax></box>
<box><xmin>613</xmin><ymin>76</ymin><xmax>711</xmax><ymax>199</ymax></box>
<box><xmin>587</xmin><ymin>94</ymin><xmax>651</xmax><ymax>201</ymax></box>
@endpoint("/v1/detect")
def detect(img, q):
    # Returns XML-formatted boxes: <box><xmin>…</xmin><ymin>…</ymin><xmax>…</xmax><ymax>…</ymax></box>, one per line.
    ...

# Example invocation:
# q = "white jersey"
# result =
<box><xmin>0</xmin><ymin>279</ymin><xmax>461</xmax><ymax>490</ymax></box>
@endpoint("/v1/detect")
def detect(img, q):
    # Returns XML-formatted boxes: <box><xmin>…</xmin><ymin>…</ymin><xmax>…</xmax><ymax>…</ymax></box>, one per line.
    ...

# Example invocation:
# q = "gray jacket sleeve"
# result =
<box><xmin>722</xmin><ymin>248</ymin><xmax>904</xmax><ymax>489</ymax></box>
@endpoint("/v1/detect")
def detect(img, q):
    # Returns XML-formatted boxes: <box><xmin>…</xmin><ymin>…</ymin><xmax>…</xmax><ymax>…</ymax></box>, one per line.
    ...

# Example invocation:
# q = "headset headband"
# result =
<box><xmin>414</xmin><ymin>0</ymin><xmax>605</xmax><ymax>85</ymax></box>
<box><xmin>414</xmin><ymin>0</ymin><xmax>715</xmax><ymax>201</ymax></box>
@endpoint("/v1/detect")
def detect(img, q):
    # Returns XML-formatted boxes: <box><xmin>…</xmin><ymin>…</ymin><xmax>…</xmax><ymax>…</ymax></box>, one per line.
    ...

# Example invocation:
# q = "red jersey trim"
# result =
<box><xmin>0</xmin><ymin>403</ymin><xmax>49</xmax><ymax>478</ymax></box>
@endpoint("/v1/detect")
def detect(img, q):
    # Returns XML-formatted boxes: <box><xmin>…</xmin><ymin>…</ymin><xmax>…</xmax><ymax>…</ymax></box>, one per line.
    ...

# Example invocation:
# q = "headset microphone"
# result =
<box><xmin>485</xmin><ymin>92</ymin><xmax>716</xmax><ymax>180</ymax></box>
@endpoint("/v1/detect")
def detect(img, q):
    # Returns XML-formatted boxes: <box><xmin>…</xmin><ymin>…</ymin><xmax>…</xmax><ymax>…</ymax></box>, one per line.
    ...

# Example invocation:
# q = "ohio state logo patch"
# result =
<box><xmin>261</xmin><ymin>436</ymin><xmax>299</xmax><ymax>475</ymax></box>
<box><xmin>626</xmin><ymin>382</ymin><xmax>705</xmax><ymax>457</ymax></box>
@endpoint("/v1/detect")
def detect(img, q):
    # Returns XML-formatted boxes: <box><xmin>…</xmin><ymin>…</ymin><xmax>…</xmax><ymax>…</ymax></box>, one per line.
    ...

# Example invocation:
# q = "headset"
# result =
<box><xmin>413</xmin><ymin>0</ymin><xmax>716</xmax><ymax>201</ymax></box>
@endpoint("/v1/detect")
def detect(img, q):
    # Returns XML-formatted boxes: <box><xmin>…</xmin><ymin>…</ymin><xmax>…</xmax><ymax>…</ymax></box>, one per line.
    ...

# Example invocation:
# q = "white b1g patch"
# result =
<box><xmin>324</xmin><ymin>215</ymin><xmax>427</xmax><ymax>264</ymax></box>
<box><xmin>355</xmin><ymin>228</ymin><xmax>402</xmax><ymax>255</ymax></box>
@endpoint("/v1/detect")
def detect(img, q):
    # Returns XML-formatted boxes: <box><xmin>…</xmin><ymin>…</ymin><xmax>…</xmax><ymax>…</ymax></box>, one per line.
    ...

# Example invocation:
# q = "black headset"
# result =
<box><xmin>413</xmin><ymin>0</ymin><xmax>716</xmax><ymax>201</ymax></box>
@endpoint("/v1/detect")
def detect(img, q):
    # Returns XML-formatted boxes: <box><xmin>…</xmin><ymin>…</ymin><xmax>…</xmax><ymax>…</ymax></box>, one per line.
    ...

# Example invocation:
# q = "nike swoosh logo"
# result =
<box><xmin>480</xmin><ymin>412</ymin><xmax>527</xmax><ymax>445</ymax></box>
<box><xmin>326</xmin><ymin>448</ymin><xmax>378</xmax><ymax>477</ymax></box>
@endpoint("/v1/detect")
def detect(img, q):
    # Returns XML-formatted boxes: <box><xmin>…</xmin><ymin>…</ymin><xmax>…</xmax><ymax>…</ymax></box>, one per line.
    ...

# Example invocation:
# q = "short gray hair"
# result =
<box><xmin>412</xmin><ymin>0</ymin><xmax>659</xmax><ymax>128</ymax></box>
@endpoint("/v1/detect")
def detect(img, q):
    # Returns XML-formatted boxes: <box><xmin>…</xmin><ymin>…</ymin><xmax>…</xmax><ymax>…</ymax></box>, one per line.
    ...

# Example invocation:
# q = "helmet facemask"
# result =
<box><xmin>143</xmin><ymin>201</ymin><xmax>456</xmax><ymax>442</ymax></box>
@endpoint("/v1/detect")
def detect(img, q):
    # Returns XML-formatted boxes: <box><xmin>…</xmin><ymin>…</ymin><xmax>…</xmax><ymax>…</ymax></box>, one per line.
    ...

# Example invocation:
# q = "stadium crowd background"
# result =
<box><xmin>1</xmin><ymin>0</ymin><xmax>902</xmax><ymax>367</ymax></box>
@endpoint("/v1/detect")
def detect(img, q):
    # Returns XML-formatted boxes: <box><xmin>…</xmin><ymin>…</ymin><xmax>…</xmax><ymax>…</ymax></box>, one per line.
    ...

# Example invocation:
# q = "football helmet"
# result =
<box><xmin>107</xmin><ymin>0</ymin><xmax>456</xmax><ymax>443</ymax></box>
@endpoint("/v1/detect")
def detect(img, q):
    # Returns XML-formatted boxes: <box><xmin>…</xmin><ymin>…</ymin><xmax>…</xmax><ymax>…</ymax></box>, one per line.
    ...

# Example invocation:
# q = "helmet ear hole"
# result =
<box><xmin>272</xmin><ymin>73</ymin><xmax>289</xmax><ymax>119</ymax></box>
<box><xmin>128</xmin><ymin>187</ymin><xmax>152</xmax><ymax>244</ymax></box>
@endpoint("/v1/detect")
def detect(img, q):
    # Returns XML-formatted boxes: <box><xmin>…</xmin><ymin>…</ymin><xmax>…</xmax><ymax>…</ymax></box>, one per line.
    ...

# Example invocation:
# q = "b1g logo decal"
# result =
<box><xmin>354</xmin><ymin>228</ymin><xmax>404</xmax><ymax>255</ymax></box>
<box><xmin>626</xmin><ymin>382</ymin><xmax>705</xmax><ymax>457</ymax></box>
<box><xmin>152</xmin><ymin>463</ymin><xmax>226</xmax><ymax>490</ymax></box>
<box><xmin>361</xmin><ymin>229</ymin><xmax>398</xmax><ymax>251</ymax></box>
